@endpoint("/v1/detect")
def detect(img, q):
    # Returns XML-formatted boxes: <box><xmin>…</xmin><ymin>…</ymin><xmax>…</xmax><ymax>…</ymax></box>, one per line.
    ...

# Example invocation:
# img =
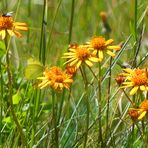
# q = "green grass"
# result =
<box><xmin>0</xmin><ymin>0</ymin><xmax>148</xmax><ymax>147</ymax></box>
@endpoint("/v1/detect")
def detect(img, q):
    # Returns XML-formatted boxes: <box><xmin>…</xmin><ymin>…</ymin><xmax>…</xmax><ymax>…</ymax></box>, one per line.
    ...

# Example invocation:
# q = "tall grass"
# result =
<box><xmin>0</xmin><ymin>0</ymin><xmax>148</xmax><ymax>147</ymax></box>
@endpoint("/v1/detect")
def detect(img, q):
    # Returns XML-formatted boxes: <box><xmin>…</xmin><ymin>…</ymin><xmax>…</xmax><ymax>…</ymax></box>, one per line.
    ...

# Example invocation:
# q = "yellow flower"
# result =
<box><xmin>0</xmin><ymin>15</ymin><xmax>28</xmax><ymax>39</ymax></box>
<box><xmin>129</xmin><ymin>100</ymin><xmax>148</xmax><ymax>120</ymax></box>
<box><xmin>63</xmin><ymin>45</ymin><xmax>99</xmax><ymax>69</ymax></box>
<box><xmin>121</xmin><ymin>68</ymin><xmax>148</xmax><ymax>95</ymax></box>
<box><xmin>86</xmin><ymin>36</ymin><xmax>121</xmax><ymax>61</ymax></box>
<box><xmin>37</xmin><ymin>66</ymin><xmax>73</xmax><ymax>91</ymax></box>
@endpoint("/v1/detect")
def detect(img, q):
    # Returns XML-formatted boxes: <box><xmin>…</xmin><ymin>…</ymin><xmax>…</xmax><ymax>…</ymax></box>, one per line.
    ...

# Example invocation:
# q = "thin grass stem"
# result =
<box><xmin>39</xmin><ymin>0</ymin><xmax>47</xmax><ymax>65</ymax></box>
<box><xmin>68</xmin><ymin>0</ymin><xmax>75</xmax><ymax>44</ymax></box>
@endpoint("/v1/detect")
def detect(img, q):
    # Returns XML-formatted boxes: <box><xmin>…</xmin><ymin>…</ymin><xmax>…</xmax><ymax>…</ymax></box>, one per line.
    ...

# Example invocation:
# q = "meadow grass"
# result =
<box><xmin>0</xmin><ymin>0</ymin><xmax>148</xmax><ymax>147</ymax></box>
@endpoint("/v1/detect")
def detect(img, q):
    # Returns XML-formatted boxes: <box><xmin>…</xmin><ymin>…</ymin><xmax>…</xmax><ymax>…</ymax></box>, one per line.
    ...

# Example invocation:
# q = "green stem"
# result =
<box><xmin>80</xmin><ymin>65</ymin><xmax>89</xmax><ymax>147</ymax></box>
<box><xmin>27</xmin><ymin>0</ymin><xmax>32</xmax><ymax>43</ymax></box>
<box><xmin>47</xmin><ymin>0</ymin><xmax>63</xmax><ymax>51</ymax></box>
<box><xmin>52</xmin><ymin>90</ymin><xmax>59</xmax><ymax>148</ymax></box>
<box><xmin>68</xmin><ymin>0</ymin><xmax>75</xmax><ymax>44</ymax></box>
<box><xmin>57</xmin><ymin>89</ymin><xmax>65</xmax><ymax>124</ymax></box>
<box><xmin>98</xmin><ymin>62</ymin><xmax>103</xmax><ymax>146</ymax></box>
<box><xmin>39</xmin><ymin>0</ymin><xmax>48</xmax><ymax>65</ymax></box>
<box><xmin>105</xmin><ymin>57</ymin><xmax>112</xmax><ymax>141</ymax></box>
<box><xmin>30</xmin><ymin>89</ymin><xmax>41</xmax><ymax>147</ymax></box>
<box><xmin>134</xmin><ymin>0</ymin><xmax>138</xmax><ymax>42</ymax></box>
<box><xmin>0</xmin><ymin>61</ymin><xmax>3</xmax><ymax>146</ymax></box>
<box><xmin>5</xmin><ymin>36</ymin><xmax>26</xmax><ymax>147</ymax></box>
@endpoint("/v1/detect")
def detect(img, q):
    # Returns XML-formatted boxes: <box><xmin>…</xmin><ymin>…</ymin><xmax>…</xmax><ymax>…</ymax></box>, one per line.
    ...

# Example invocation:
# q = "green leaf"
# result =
<box><xmin>12</xmin><ymin>93</ymin><xmax>21</xmax><ymax>104</ymax></box>
<box><xmin>2</xmin><ymin>116</ymin><xmax>11</xmax><ymax>123</ymax></box>
<box><xmin>24</xmin><ymin>58</ymin><xmax>44</xmax><ymax>80</ymax></box>
<box><xmin>0</xmin><ymin>41</ymin><xmax>6</xmax><ymax>57</ymax></box>
<box><xmin>0</xmin><ymin>41</ymin><xmax>6</xmax><ymax>50</ymax></box>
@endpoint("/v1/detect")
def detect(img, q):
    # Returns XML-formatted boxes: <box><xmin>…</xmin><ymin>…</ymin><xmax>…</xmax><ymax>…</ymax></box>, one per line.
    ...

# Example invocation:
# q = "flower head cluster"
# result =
<box><xmin>63</xmin><ymin>45</ymin><xmax>99</xmax><ymax>69</ymax></box>
<box><xmin>86</xmin><ymin>36</ymin><xmax>121</xmax><ymax>62</ymax></box>
<box><xmin>63</xmin><ymin>37</ymin><xmax>121</xmax><ymax>69</ymax></box>
<box><xmin>37</xmin><ymin>66</ymin><xmax>73</xmax><ymax>91</ymax></box>
<box><xmin>128</xmin><ymin>100</ymin><xmax>148</xmax><ymax>120</ymax></box>
<box><xmin>0</xmin><ymin>15</ymin><xmax>28</xmax><ymax>39</ymax></box>
<box><xmin>121</xmin><ymin>68</ymin><xmax>148</xmax><ymax>95</ymax></box>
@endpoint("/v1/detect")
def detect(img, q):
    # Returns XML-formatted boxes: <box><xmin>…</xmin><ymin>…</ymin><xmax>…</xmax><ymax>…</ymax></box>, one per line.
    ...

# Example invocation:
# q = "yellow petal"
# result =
<box><xmin>76</xmin><ymin>61</ymin><xmax>82</xmax><ymax>68</ymax></box>
<box><xmin>64</xmin><ymin>79</ymin><xmax>73</xmax><ymax>83</ymax></box>
<box><xmin>70</xmin><ymin>59</ymin><xmax>79</xmax><ymax>66</ymax></box>
<box><xmin>63</xmin><ymin>52</ymin><xmax>75</xmax><ymax>55</ymax></box>
<box><xmin>122</xmin><ymin>82</ymin><xmax>133</xmax><ymax>85</ymax></box>
<box><xmin>138</xmin><ymin>111</ymin><xmax>147</xmax><ymax>120</ymax></box>
<box><xmin>13</xmin><ymin>22</ymin><xmax>27</xmax><ymax>26</ymax></box>
<box><xmin>106</xmin><ymin>50</ymin><xmax>115</xmax><ymax>57</ymax></box>
<box><xmin>14</xmin><ymin>31</ymin><xmax>22</xmax><ymax>38</ymax></box>
<box><xmin>123</xmin><ymin>68</ymin><xmax>133</xmax><ymax>74</ymax></box>
<box><xmin>85</xmin><ymin>60</ymin><xmax>93</xmax><ymax>67</ymax></box>
<box><xmin>107</xmin><ymin>45</ymin><xmax>121</xmax><ymax>50</ymax></box>
<box><xmin>37</xmin><ymin>77</ymin><xmax>48</xmax><ymax>80</ymax></box>
<box><xmin>1</xmin><ymin>30</ymin><xmax>6</xmax><ymax>39</ymax></box>
<box><xmin>130</xmin><ymin>86</ymin><xmax>139</xmax><ymax>95</ymax></box>
<box><xmin>63</xmin><ymin>58</ymin><xmax>76</xmax><ymax>65</ymax></box>
<box><xmin>89</xmin><ymin>57</ymin><xmax>99</xmax><ymax>62</ymax></box>
<box><xmin>93</xmin><ymin>50</ymin><xmax>97</xmax><ymax>55</ymax></box>
<box><xmin>15</xmin><ymin>26</ymin><xmax>28</xmax><ymax>31</ymax></box>
<box><xmin>98</xmin><ymin>50</ymin><xmax>103</xmax><ymax>60</ymax></box>
<box><xmin>7</xmin><ymin>30</ymin><xmax>15</xmax><ymax>36</ymax></box>
<box><xmin>105</xmin><ymin>39</ymin><xmax>114</xmax><ymax>46</ymax></box>
<box><xmin>140</xmin><ymin>85</ymin><xmax>146</xmax><ymax>91</ymax></box>
<box><xmin>69</xmin><ymin>48</ymin><xmax>76</xmax><ymax>52</ymax></box>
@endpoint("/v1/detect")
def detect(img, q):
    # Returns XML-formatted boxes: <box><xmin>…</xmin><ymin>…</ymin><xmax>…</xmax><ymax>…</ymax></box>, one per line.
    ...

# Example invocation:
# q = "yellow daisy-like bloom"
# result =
<box><xmin>63</xmin><ymin>45</ymin><xmax>99</xmax><ymax>69</ymax></box>
<box><xmin>121</xmin><ymin>68</ymin><xmax>148</xmax><ymax>95</ymax></box>
<box><xmin>37</xmin><ymin>66</ymin><xmax>73</xmax><ymax>91</ymax></box>
<box><xmin>129</xmin><ymin>100</ymin><xmax>148</xmax><ymax>120</ymax></box>
<box><xmin>0</xmin><ymin>15</ymin><xmax>28</xmax><ymax>39</ymax></box>
<box><xmin>86</xmin><ymin>36</ymin><xmax>121</xmax><ymax>61</ymax></box>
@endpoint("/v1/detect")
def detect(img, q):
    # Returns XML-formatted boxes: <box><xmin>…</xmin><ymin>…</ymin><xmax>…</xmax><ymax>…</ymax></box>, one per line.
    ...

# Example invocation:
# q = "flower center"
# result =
<box><xmin>91</xmin><ymin>37</ymin><xmax>106</xmax><ymax>50</ymax></box>
<box><xmin>76</xmin><ymin>47</ymin><xmax>90</xmax><ymax>60</ymax></box>
<box><xmin>55</xmin><ymin>75</ymin><xmax>64</xmax><ymax>83</ymax></box>
<box><xmin>0</xmin><ymin>16</ymin><xmax>13</xmax><ymax>30</ymax></box>
<box><xmin>132</xmin><ymin>69</ymin><xmax>148</xmax><ymax>86</ymax></box>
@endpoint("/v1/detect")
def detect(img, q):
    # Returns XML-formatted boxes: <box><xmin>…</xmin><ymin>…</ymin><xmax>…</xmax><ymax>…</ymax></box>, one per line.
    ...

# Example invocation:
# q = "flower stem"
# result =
<box><xmin>52</xmin><ymin>90</ymin><xmax>59</xmax><ymax>148</ymax></box>
<box><xmin>105</xmin><ymin>57</ymin><xmax>112</xmax><ymax>140</ymax></box>
<box><xmin>80</xmin><ymin>65</ymin><xmax>89</xmax><ymax>147</ymax></box>
<box><xmin>5</xmin><ymin>36</ymin><xmax>26</xmax><ymax>147</ymax></box>
<box><xmin>98</xmin><ymin>62</ymin><xmax>103</xmax><ymax>146</ymax></box>
<box><xmin>0</xmin><ymin>61</ymin><xmax>3</xmax><ymax>146</ymax></box>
